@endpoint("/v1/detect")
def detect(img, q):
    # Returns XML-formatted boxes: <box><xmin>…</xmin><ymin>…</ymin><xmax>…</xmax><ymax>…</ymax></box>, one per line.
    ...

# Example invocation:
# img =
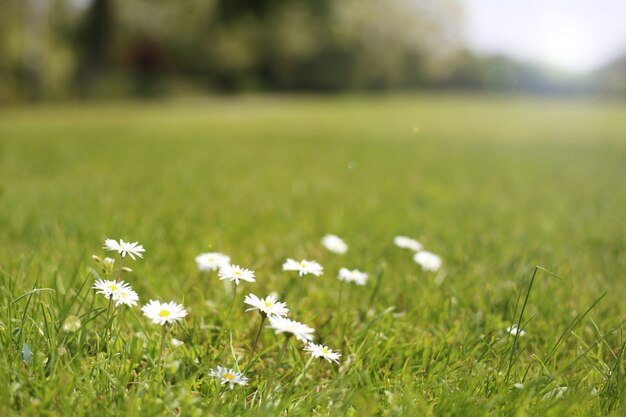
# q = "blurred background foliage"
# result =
<box><xmin>1</xmin><ymin>0</ymin><xmax>625</xmax><ymax>102</ymax></box>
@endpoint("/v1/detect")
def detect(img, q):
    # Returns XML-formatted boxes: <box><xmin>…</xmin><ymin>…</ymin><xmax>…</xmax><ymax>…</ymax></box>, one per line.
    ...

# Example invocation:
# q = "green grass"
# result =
<box><xmin>1</xmin><ymin>94</ymin><xmax>625</xmax><ymax>416</ymax></box>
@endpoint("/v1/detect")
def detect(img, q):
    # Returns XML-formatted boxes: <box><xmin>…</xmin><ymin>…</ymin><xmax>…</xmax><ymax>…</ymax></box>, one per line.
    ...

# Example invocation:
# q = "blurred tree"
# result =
<box><xmin>0</xmin><ymin>0</ymin><xmax>24</xmax><ymax>101</ymax></box>
<box><xmin>0</xmin><ymin>0</ymin><xmax>76</xmax><ymax>102</ymax></box>
<box><xmin>3</xmin><ymin>0</ymin><xmax>607</xmax><ymax>100</ymax></box>
<box><xmin>215</xmin><ymin>0</ymin><xmax>330</xmax><ymax>21</ymax></box>
<box><xmin>74</xmin><ymin>0</ymin><xmax>114</xmax><ymax>96</ymax></box>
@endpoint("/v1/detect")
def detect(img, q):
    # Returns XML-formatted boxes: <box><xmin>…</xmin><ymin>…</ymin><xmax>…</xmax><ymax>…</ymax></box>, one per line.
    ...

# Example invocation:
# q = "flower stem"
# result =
<box><xmin>244</xmin><ymin>314</ymin><xmax>266</xmax><ymax>372</ymax></box>
<box><xmin>276</xmin><ymin>336</ymin><xmax>290</xmax><ymax>368</ymax></box>
<box><xmin>216</xmin><ymin>284</ymin><xmax>238</xmax><ymax>358</ymax></box>
<box><xmin>314</xmin><ymin>357</ymin><xmax>323</xmax><ymax>379</ymax></box>
<box><xmin>157</xmin><ymin>325</ymin><xmax>168</xmax><ymax>385</ymax></box>
<box><xmin>103</xmin><ymin>297</ymin><xmax>114</xmax><ymax>351</ymax></box>
<box><xmin>224</xmin><ymin>284</ymin><xmax>238</xmax><ymax>324</ymax></box>
<box><xmin>336</xmin><ymin>282</ymin><xmax>345</xmax><ymax>323</ymax></box>
<box><xmin>282</xmin><ymin>277</ymin><xmax>296</xmax><ymax>299</ymax></box>
<box><xmin>294</xmin><ymin>356</ymin><xmax>314</xmax><ymax>386</ymax></box>
<box><xmin>115</xmin><ymin>254</ymin><xmax>124</xmax><ymax>281</ymax></box>
<box><xmin>340</xmin><ymin>284</ymin><xmax>352</xmax><ymax>348</ymax></box>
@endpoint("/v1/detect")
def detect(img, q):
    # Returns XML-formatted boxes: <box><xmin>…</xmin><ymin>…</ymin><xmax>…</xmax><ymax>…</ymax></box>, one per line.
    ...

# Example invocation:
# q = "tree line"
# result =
<box><xmin>0</xmin><ymin>0</ymin><xmax>623</xmax><ymax>102</ymax></box>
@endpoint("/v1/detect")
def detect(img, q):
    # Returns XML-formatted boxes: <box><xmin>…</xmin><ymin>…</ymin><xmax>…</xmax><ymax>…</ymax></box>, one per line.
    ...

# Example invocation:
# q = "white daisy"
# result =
<box><xmin>209</xmin><ymin>366</ymin><xmax>248</xmax><ymax>389</ymax></box>
<box><xmin>63</xmin><ymin>315</ymin><xmax>81</xmax><ymax>332</ymax></box>
<box><xmin>413</xmin><ymin>250</ymin><xmax>442</xmax><ymax>272</ymax></box>
<box><xmin>321</xmin><ymin>234</ymin><xmax>348</xmax><ymax>254</ymax></box>
<box><xmin>171</xmin><ymin>338</ymin><xmax>184</xmax><ymax>348</ymax></box>
<box><xmin>338</xmin><ymin>267</ymin><xmax>368</xmax><ymax>286</ymax></box>
<box><xmin>244</xmin><ymin>293</ymin><xmax>289</xmax><ymax>317</ymax></box>
<box><xmin>507</xmin><ymin>325</ymin><xmax>526</xmax><ymax>337</ymax></box>
<box><xmin>282</xmin><ymin>258</ymin><xmax>324</xmax><ymax>277</ymax></box>
<box><xmin>103</xmin><ymin>238</ymin><xmax>145</xmax><ymax>260</ymax></box>
<box><xmin>542</xmin><ymin>386</ymin><xmax>568</xmax><ymax>400</ymax></box>
<box><xmin>195</xmin><ymin>252</ymin><xmax>231</xmax><ymax>272</ymax></box>
<box><xmin>267</xmin><ymin>316</ymin><xmax>314</xmax><ymax>342</ymax></box>
<box><xmin>102</xmin><ymin>257</ymin><xmax>115</xmax><ymax>273</ymax></box>
<box><xmin>141</xmin><ymin>300</ymin><xmax>188</xmax><ymax>326</ymax></box>
<box><xmin>394</xmin><ymin>236</ymin><xmax>423</xmax><ymax>252</ymax></box>
<box><xmin>93</xmin><ymin>279</ymin><xmax>132</xmax><ymax>299</ymax></box>
<box><xmin>303</xmin><ymin>342</ymin><xmax>341</xmax><ymax>363</ymax></box>
<box><xmin>218</xmin><ymin>264</ymin><xmax>256</xmax><ymax>285</ymax></box>
<box><xmin>111</xmin><ymin>286</ymin><xmax>139</xmax><ymax>307</ymax></box>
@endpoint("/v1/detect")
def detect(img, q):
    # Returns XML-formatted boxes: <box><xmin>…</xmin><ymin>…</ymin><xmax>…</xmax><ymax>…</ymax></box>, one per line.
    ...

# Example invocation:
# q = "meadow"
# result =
<box><xmin>0</xmin><ymin>94</ymin><xmax>625</xmax><ymax>416</ymax></box>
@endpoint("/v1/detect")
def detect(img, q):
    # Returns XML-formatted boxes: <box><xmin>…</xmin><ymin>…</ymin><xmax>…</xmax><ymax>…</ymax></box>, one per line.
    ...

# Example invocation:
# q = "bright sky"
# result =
<box><xmin>462</xmin><ymin>0</ymin><xmax>626</xmax><ymax>73</ymax></box>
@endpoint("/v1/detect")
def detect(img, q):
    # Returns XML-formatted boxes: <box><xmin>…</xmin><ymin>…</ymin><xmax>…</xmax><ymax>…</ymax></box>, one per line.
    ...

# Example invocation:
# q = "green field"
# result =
<box><xmin>1</xmin><ymin>95</ymin><xmax>625</xmax><ymax>416</ymax></box>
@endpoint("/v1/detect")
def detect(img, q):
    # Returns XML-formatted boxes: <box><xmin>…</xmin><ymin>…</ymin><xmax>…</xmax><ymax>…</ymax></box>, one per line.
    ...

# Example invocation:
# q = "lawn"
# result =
<box><xmin>0</xmin><ymin>94</ymin><xmax>625</xmax><ymax>416</ymax></box>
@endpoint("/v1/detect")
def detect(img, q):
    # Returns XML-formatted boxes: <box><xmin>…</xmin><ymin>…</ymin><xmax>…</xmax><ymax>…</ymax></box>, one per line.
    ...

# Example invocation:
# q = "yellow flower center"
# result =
<box><xmin>107</xmin><ymin>285</ymin><xmax>118</xmax><ymax>291</ymax></box>
<box><xmin>223</xmin><ymin>372</ymin><xmax>235</xmax><ymax>381</ymax></box>
<box><xmin>322</xmin><ymin>347</ymin><xmax>330</xmax><ymax>355</ymax></box>
<box><xmin>235</xmin><ymin>271</ymin><xmax>241</xmax><ymax>276</ymax></box>
<box><xmin>159</xmin><ymin>309</ymin><xmax>171</xmax><ymax>317</ymax></box>
<box><xmin>119</xmin><ymin>292</ymin><xmax>127</xmax><ymax>298</ymax></box>
<box><xmin>264</xmin><ymin>301</ymin><xmax>272</xmax><ymax>308</ymax></box>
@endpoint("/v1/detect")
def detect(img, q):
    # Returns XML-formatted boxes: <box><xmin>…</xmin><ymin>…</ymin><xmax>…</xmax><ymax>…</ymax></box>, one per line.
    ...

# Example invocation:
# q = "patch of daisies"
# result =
<box><xmin>86</xmin><ymin>232</ymin><xmax>445</xmax><ymax>391</ymax></box>
<box><xmin>393</xmin><ymin>235</ymin><xmax>443</xmax><ymax>272</ymax></box>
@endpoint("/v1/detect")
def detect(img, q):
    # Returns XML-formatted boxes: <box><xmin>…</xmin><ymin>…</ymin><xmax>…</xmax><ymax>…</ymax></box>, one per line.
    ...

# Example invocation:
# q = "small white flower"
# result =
<box><xmin>413</xmin><ymin>250</ymin><xmax>442</xmax><ymax>271</ymax></box>
<box><xmin>338</xmin><ymin>268</ymin><xmax>368</xmax><ymax>286</ymax></box>
<box><xmin>303</xmin><ymin>342</ymin><xmax>341</xmax><ymax>363</ymax></box>
<box><xmin>171</xmin><ymin>338</ymin><xmax>184</xmax><ymax>348</ymax></box>
<box><xmin>195</xmin><ymin>252</ymin><xmax>230</xmax><ymax>272</ymax></box>
<box><xmin>209</xmin><ymin>366</ymin><xmax>248</xmax><ymax>389</ymax></box>
<box><xmin>103</xmin><ymin>238</ymin><xmax>145</xmax><ymax>260</ymax></box>
<box><xmin>112</xmin><ymin>286</ymin><xmax>139</xmax><ymax>307</ymax></box>
<box><xmin>321</xmin><ymin>234</ymin><xmax>348</xmax><ymax>254</ymax></box>
<box><xmin>282</xmin><ymin>258</ymin><xmax>324</xmax><ymax>277</ymax></box>
<box><xmin>63</xmin><ymin>315</ymin><xmax>81</xmax><ymax>332</ymax></box>
<box><xmin>93</xmin><ymin>280</ymin><xmax>138</xmax><ymax>307</ymax></box>
<box><xmin>93</xmin><ymin>279</ymin><xmax>132</xmax><ymax>299</ymax></box>
<box><xmin>141</xmin><ymin>300</ymin><xmax>188</xmax><ymax>326</ymax></box>
<box><xmin>218</xmin><ymin>264</ymin><xmax>256</xmax><ymax>285</ymax></box>
<box><xmin>513</xmin><ymin>383</ymin><xmax>524</xmax><ymax>390</ymax></box>
<box><xmin>244</xmin><ymin>293</ymin><xmax>289</xmax><ymax>317</ymax></box>
<box><xmin>394</xmin><ymin>236</ymin><xmax>423</xmax><ymax>251</ymax></box>
<box><xmin>103</xmin><ymin>257</ymin><xmax>115</xmax><ymax>270</ymax></box>
<box><xmin>267</xmin><ymin>316</ymin><xmax>315</xmax><ymax>342</ymax></box>
<box><xmin>542</xmin><ymin>386</ymin><xmax>568</xmax><ymax>400</ymax></box>
<box><xmin>507</xmin><ymin>325</ymin><xmax>526</xmax><ymax>337</ymax></box>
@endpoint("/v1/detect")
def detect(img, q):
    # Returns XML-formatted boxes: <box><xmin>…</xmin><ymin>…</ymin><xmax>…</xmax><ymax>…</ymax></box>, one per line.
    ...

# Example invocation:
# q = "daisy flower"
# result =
<box><xmin>507</xmin><ymin>325</ymin><xmax>526</xmax><ymax>337</ymax></box>
<box><xmin>141</xmin><ymin>300</ymin><xmax>188</xmax><ymax>326</ymax></box>
<box><xmin>321</xmin><ymin>234</ymin><xmax>348</xmax><ymax>254</ymax></box>
<box><xmin>209</xmin><ymin>366</ymin><xmax>248</xmax><ymax>390</ymax></box>
<box><xmin>413</xmin><ymin>250</ymin><xmax>442</xmax><ymax>272</ymax></box>
<box><xmin>93</xmin><ymin>279</ymin><xmax>132</xmax><ymax>299</ymax></box>
<box><xmin>542</xmin><ymin>386</ymin><xmax>568</xmax><ymax>400</ymax></box>
<box><xmin>111</xmin><ymin>286</ymin><xmax>139</xmax><ymax>307</ymax></box>
<box><xmin>171</xmin><ymin>338</ymin><xmax>184</xmax><ymax>348</ymax></box>
<box><xmin>244</xmin><ymin>293</ymin><xmax>289</xmax><ymax>317</ymax></box>
<box><xmin>303</xmin><ymin>342</ymin><xmax>341</xmax><ymax>363</ymax></box>
<box><xmin>394</xmin><ymin>236</ymin><xmax>423</xmax><ymax>252</ymax></box>
<box><xmin>267</xmin><ymin>316</ymin><xmax>314</xmax><ymax>342</ymax></box>
<box><xmin>282</xmin><ymin>259</ymin><xmax>324</xmax><ymax>277</ymax></box>
<box><xmin>218</xmin><ymin>264</ymin><xmax>256</xmax><ymax>285</ymax></box>
<box><xmin>103</xmin><ymin>238</ymin><xmax>145</xmax><ymax>260</ymax></box>
<box><xmin>195</xmin><ymin>252</ymin><xmax>230</xmax><ymax>272</ymax></box>
<box><xmin>338</xmin><ymin>267</ymin><xmax>368</xmax><ymax>286</ymax></box>
<box><xmin>101</xmin><ymin>257</ymin><xmax>116</xmax><ymax>274</ymax></box>
<box><xmin>63</xmin><ymin>315</ymin><xmax>81</xmax><ymax>332</ymax></box>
